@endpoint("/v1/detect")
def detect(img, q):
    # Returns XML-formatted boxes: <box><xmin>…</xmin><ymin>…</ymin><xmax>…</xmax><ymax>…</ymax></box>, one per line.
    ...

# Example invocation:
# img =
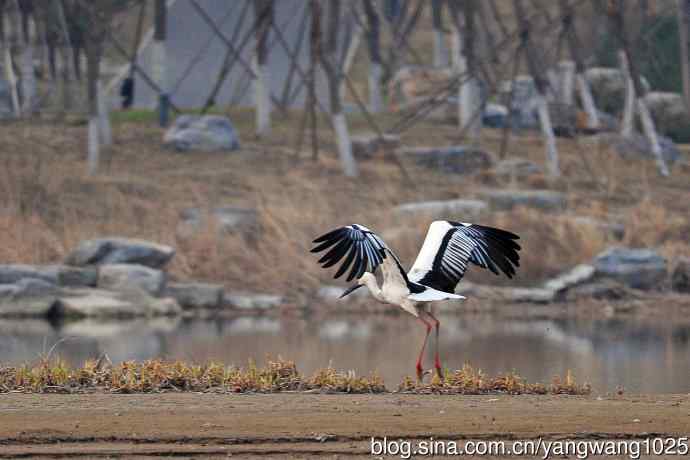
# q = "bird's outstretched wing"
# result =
<box><xmin>311</xmin><ymin>224</ymin><xmax>389</xmax><ymax>281</ymax></box>
<box><xmin>408</xmin><ymin>221</ymin><xmax>521</xmax><ymax>294</ymax></box>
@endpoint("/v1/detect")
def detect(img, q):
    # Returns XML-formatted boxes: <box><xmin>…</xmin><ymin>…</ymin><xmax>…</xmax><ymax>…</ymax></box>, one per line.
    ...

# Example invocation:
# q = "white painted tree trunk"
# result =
<box><xmin>368</xmin><ymin>62</ymin><xmax>383</xmax><ymax>113</ymax></box>
<box><xmin>546</xmin><ymin>68</ymin><xmax>560</xmax><ymax>101</ymax></box>
<box><xmin>460</xmin><ymin>76</ymin><xmax>482</xmax><ymax>143</ymax></box>
<box><xmin>20</xmin><ymin>28</ymin><xmax>36</xmax><ymax>114</ymax></box>
<box><xmin>3</xmin><ymin>40</ymin><xmax>21</xmax><ymax>116</ymax></box>
<box><xmin>638</xmin><ymin>99</ymin><xmax>670</xmax><ymax>176</ymax></box>
<box><xmin>536</xmin><ymin>94</ymin><xmax>560</xmax><ymax>178</ymax></box>
<box><xmin>253</xmin><ymin>56</ymin><xmax>271</xmax><ymax>136</ymax></box>
<box><xmin>450</xmin><ymin>28</ymin><xmax>464</xmax><ymax>73</ymax></box>
<box><xmin>150</xmin><ymin>39</ymin><xmax>166</xmax><ymax>109</ymax></box>
<box><xmin>332</xmin><ymin>112</ymin><xmax>358</xmax><ymax>177</ymax></box>
<box><xmin>339</xmin><ymin>23</ymin><xmax>362</xmax><ymax>101</ymax></box>
<box><xmin>576</xmin><ymin>73</ymin><xmax>600</xmax><ymax>129</ymax></box>
<box><xmin>87</xmin><ymin>117</ymin><xmax>100</xmax><ymax>176</ymax></box>
<box><xmin>433</xmin><ymin>28</ymin><xmax>448</xmax><ymax>68</ymax></box>
<box><xmin>97</xmin><ymin>80</ymin><xmax>112</xmax><ymax>146</ymax></box>
<box><xmin>558</xmin><ymin>60</ymin><xmax>575</xmax><ymax>105</ymax></box>
<box><xmin>619</xmin><ymin>50</ymin><xmax>635</xmax><ymax>137</ymax></box>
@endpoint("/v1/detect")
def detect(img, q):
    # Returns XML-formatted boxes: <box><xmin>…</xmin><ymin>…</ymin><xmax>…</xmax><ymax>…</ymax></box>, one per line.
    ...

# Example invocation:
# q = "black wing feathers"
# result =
<box><xmin>311</xmin><ymin>225</ymin><xmax>387</xmax><ymax>282</ymax></box>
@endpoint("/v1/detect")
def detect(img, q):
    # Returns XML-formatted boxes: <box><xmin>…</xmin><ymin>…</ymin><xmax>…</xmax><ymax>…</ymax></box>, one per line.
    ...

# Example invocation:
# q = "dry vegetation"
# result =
<box><xmin>1</xmin><ymin>106</ymin><xmax>689</xmax><ymax>302</ymax></box>
<box><xmin>0</xmin><ymin>357</ymin><xmax>590</xmax><ymax>395</ymax></box>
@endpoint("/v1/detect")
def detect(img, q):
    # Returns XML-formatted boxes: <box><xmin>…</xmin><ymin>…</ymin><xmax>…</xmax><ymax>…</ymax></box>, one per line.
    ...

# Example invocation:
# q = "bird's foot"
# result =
<box><xmin>435</xmin><ymin>365</ymin><xmax>444</xmax><ymax>380</ymax></box>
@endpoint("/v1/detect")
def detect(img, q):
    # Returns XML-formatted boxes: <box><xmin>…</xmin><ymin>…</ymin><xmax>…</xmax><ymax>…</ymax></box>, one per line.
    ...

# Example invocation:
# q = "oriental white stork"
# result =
<box><xmin>311</xmin><ymin>221</ymin><xmax>520</xmax><ymax>381</ymax></box>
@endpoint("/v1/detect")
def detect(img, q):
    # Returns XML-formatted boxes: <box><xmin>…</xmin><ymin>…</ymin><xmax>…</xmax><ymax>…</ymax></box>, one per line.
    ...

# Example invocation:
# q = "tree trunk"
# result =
<box><xmin>318</xmin><ymin>0</ymin><xmax>358</xmax><ymax>177</ymax></box>
<box><xmin>86</xmin><ymin>41</ymin><xmax>101</xmax><ymax>175</ymax></box>
<box><xmin>618</xmin><ymin>50</ymin><xmax>635</xmax><ymax>137</ymax></box>
<box><xmin>153</xmin><ymin>0</ymin><xmax>168</xmax><ymax>126</ymax></box>
<box><xmin>254</xmin><ymin>0</ymin><xmax>272</xmax><ymax>136</ymax></box>
<box><xmin>576</xmin><ymin>74</ymin><xmax>600</xmax><ymax>129</ymax></box>
<box><xmin>431</xmin><ymin>0</ymin><xmax>448</xmax><ymax>67</ymax></box>
<box><xmin>18</xmin><ymin>6</ymin><xmax>35</xmax><ymax>114</ymax></box>
<box><xmin>1</xmin><ymin>7</ymin><xmax>21</xmax><ymax>116</ymax></box>
<box><xmin>54</xmin><ymin>0</ymin><xmax>74</xmax><ymax>113</ymax></box>
<box><xmin>363</xmin><ymin>0</ymin><xmax>382</xmax><ymax>113</ymax></box>
<box><xmin>514</xmin><ymin>0</ymin><xmax>559</xmax><ymax>177</ymax></box>
<box><xmin>558</xmin><ymin>60</ymin><xmax>575</xmax><ymax>105</ymax></box>
<box><xmin>678</xmin><ymin>0</ymin><xmax>690</xmax><ymax>112</ymax></box>
<box><xmin>97</xmin><ymin>79</ymin><xmax>111</xmax><ymax>146</ymax></box>
<box><xmin>339</xmin><ymin>13</ymin><xmax>361</xmax><ymax>102</ymax></box>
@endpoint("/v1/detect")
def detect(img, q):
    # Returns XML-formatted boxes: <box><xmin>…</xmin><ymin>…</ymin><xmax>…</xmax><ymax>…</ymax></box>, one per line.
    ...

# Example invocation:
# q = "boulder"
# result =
<box><xmin>400</xmin><ymin>146</ymin><xmax>494</xmax><ymax>174</ymax></box>
<box><xmin>52</xmin><ymin>288</ymin><xmax>181</xmax><ymax>318</ymax></box>
<box><xmin>593</xmin><ymin>247</ymin><xmax>667</xmax><ymax>290</ymax></box>
<box><xmin>585</xmin><ymin>67</ymin><xmax>650</xmax><ymax>114</ymax></box>
<box><xmin>597</xmin><ymin>132</ymin><xmax>681</xmax><ymax>165</ymax></box>
<box><xmin>163</xmin><ymin>115</ymin><xmax>240</xmax><ymax>152</ymax></box>
<box><xmin>0</xmin><ymin>279</ymin><xmax>60</xmax><ymax>317</ymax></box>
<box><xmin>224</xmin><ymin>292</ymin><xmax>284</xmax><ymax>310</ymax></box>
<box><xmin>671</xmin><ymin>257</ymin><xmax>690</xmax><ymax>294</ymax></box>
<box><xmin>543</xmin><ymin>264</ymin><xmax>596</xmax><ymax>294</ymax></box>
<box><xmin>0</xmin><ymin>264</ymin><xmax>97</xmax><ymax>287</ymax></box>
<box><xmin>177</xmin><ymin>207</ymin><xmax>259</xmax><ymax>237</ymax></box>
<box><xmin>643</xmin><ymin>92</ymin><xmax>690</xmax><ymax>143</ymax></box>
<box><xmin>493</xmin><ymin>158</ymin><xmax>543</xmax><ymax>177</ymax></box>
<box><xmin>66</xmin><ymin>237</ymin><xmax>175</xmax><ymax>269</ymax></box>
<box><xmin>394</xmin><ymin>199</ymin><xmax>488</xmax><ymax>220</ymax></box>
<box><xmin>564</xmin><ymin>279</ymin><xmax>631</xmax><ymax>301</ymax></box>
<box><xmin>482</xmin><ymin>103</ymin><xmax>509</xmax><ymax>128</ymax></box>
<box><xmin>165</xmin><ymin>282</ymin><xmax>224</xmax><ymax>309</ymax></box>
<box><xmin>478</xmin><ymin>189</ymin><xmax>566</xmax><ymax>211</ymax></box>
<box><xmin>351</xmin><ymin>133</ymin><xmax>400</xmax><ymax>159</ymax></box>
<box><xmin>98</xmin><ymin>264</ymin><xmax>166</xmax><ymax>296</ymax></box>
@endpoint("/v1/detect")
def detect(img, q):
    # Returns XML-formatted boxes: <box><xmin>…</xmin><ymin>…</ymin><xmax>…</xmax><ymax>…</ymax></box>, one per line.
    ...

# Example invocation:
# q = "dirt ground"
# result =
<box><xmin>0</xmin><ymin>393</ymin><xmax>688</xmax><ymax>458</ymax></box>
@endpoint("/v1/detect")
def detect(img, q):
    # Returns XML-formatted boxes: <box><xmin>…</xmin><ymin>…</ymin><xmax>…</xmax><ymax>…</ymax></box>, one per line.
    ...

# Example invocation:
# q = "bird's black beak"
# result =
<box><xmin>339</xmin><ymin>284</ymin><xmax>363</xmax><ymax>299</ymax></box>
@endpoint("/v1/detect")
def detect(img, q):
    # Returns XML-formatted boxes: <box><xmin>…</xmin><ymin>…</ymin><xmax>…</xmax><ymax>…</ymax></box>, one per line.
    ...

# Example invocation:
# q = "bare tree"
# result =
<box><xmin>678</xmin><ymin>0</ymin><xmax>690</xmax><ymax>112</ymax></box>
<box><xmin>609</xmin><ymin>0</ymin><xmax>669</xmax><ymax>176</ymax></box>
<box><xmin>0</xmin><ymin>0</ymin><xmax>21</xmax><ymax>116</ymax></box>
<box><xmin>514</xmin><ymin>0</ymin><xmax>560</xmax><ymax>178</ymax></box>
<box><xmin>254</xmin><ymin>0</ymin><xmax>272</xmax><ymax>136</ymax></box>
<box><xmin>363</xmin><ymin>0</ymin><xmax>383</xmax><ymax>113</ymax></box>
<box><xmin>152</xmin><ymin>0</ymin><xmax>168</xmax><ymax>126</ymax></box>
<box><xmin>17</xmin><ymin>0</ymin><xmax>36</xmax><ymax>114</ymax></box>
<box><xmin>431</xmin><ymin>0</ymin><xmax>448</xmax><ymax>67</ymax></box>
<box><xmin>317</xmin><ymin>0</ymin><xmax>358</xmax><ymax>177</ymax></box>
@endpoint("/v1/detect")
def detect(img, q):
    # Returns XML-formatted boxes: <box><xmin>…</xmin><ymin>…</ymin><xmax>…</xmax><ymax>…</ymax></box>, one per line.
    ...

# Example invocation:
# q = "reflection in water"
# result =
<box><xmin>1</xmin><ymin>314</ymin><xmax>689</xmax><ymax>394</ymax></box>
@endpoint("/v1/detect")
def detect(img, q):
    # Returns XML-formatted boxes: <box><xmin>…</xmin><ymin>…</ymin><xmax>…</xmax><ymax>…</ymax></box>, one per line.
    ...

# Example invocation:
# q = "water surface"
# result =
<box><xmin>1</xmin><ymin>314</ymin><xmax>689</xmax><ymax>394</ymax></box>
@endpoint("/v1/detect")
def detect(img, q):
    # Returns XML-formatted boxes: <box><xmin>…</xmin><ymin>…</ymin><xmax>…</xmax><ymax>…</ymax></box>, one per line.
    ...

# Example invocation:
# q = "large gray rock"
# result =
<box><xmin>351</xmin><ymin>133</ymin><xmax>400</xmax><ymax>159</ymax></box>
<box><xmin>564</xmin><ymin>279</ymin><xmax>631</xmax><ymax>302</ymax></box>
<box><xmin>66</xmin><ymin>237</ymin><xmax>175</xmax><ymax>269</ymax></box>
<box><xmin>478</xmin><ymin>189</ymin><xmax>566</xmax><ymax>211</ymax></box>
<box><xmin>177</xmin><ymin>207</ymin><xmax>258</xmax><ymax>237</ymax></box>
<box><xmin>163</xmin><ymin>115</ymin><xmax>240</xmax><ymax>152</ymax></box>
<box><xmin>585</xmin><ymin>67</ymin><xmax>650</xmax><ymax>114</ymax></box>
<box><xmin>593</xmin><ymin>247</ymin><xmax>667</xmax><ymax>290</ymax></box>
<box><xmin>671</xmin><ymin>257</ymin><xmax>690</xmax><ymax>294</ymax></box>
<box><xmin>0</xmin><ymin>264</ymin><xmax>97</xmax><ymax>287</ymax></box>
<box><xmin>400</xmin><ymin>146</ymin><xmax>494</xmax><ymax>174</ymax></box>
<box><xmin>98</xmin><ymin>264</ymin><xmax>166</xmax><ymax>296</ymax></box>
<box><xmin>165</xmin><ymin>282</ymin><xmax>224</xmax><ymax>309</ymax></box>
<box><xmin>493</xmin><ymin>158</ymin><xmax>543</xmax><ymax>178</ymax></box>
<box><xmin>394</xmin><ymin>199</ymin><xmax>487</xmax><ymax>220</ymax></box>
<box><xmin>597</xmin><ymin>132</ymin><xmax>681</xmax><ymax>165</ymax></box>
<box><xmin>224</xmin><ymin>292</ymin><xmax>284</xmax><ymax>310</ymax></box>
<box><xmin>0</xmin><ymin>279</ymin><xmax>60</xmax><ymax>317</ymax></box>
<box><xmin>53</xmin><ymin>288</ymin><xmax>181</xmax><ymax>318</ymax></box>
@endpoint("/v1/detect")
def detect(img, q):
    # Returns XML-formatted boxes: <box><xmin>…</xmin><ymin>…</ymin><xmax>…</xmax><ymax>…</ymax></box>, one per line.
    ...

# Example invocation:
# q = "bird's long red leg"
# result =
<box><xmin>427</xmin><ymin>311</ymin><xmax>443</xmax><ymax>379</ymax></box>
<box><xmin>416</xmin><ymin>315</ymin><xmax>433</xmax><ymax>382</ymax></box>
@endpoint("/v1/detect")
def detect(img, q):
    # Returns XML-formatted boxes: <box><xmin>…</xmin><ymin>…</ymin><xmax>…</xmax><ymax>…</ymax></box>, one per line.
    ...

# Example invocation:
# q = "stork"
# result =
<box><xmin>311</xmin><ymin>221</ymin><xmax>520</xmax><ymax>381</ymax></box>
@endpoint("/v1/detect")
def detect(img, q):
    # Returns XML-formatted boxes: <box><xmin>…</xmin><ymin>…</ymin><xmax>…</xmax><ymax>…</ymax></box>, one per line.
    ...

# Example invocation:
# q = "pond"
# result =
<box><xmin>1</xmin><ymin>313</ymin><xmax>689</xmax><ymax>394</ymax></box>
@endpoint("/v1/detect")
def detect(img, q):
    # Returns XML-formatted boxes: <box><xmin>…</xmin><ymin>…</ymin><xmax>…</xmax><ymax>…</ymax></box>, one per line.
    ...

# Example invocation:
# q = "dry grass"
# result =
<box><xmin>0</xmin><ymin>357</ymin><xmax>589</xmax><ymax>395</ymax></box>
<box><xmin>398</xmin><ymin>365</ymin><xmax>591</xmax><ymax>396</ymax></box>
<box><xmin>1</xmin><ymin>102</ymin><xmax>689</xmax><ymax>299</ymax></box>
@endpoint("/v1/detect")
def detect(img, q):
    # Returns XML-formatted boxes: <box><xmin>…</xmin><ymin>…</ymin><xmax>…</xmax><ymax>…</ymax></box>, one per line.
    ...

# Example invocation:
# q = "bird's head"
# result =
<box><xmin>339</xmin><ymin>273</ymin><xmax>375</xmax><ymax>299</ymax></box>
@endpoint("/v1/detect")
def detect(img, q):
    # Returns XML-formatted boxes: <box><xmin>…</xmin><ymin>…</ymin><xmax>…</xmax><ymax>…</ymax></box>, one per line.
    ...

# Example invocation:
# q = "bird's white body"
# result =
<box><xmin>312</xmin><ymin>220</ymin><xmax>520</xmax><ymax>380</ymax></box>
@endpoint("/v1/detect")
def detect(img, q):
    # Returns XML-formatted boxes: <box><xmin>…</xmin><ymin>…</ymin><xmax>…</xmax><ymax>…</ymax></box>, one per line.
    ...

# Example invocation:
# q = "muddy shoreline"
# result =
<box><xmin>0</xmin><ymin>393</ymin><xmax>688</xmax><ymax>458</ymax></box>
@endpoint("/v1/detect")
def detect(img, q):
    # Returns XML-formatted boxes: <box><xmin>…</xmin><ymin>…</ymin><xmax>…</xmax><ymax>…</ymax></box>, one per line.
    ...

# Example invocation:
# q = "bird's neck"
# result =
<box><xmin>362</xmin><ymin>276</ymin><xmax>386</xmax><ymax>303</ymax></box>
